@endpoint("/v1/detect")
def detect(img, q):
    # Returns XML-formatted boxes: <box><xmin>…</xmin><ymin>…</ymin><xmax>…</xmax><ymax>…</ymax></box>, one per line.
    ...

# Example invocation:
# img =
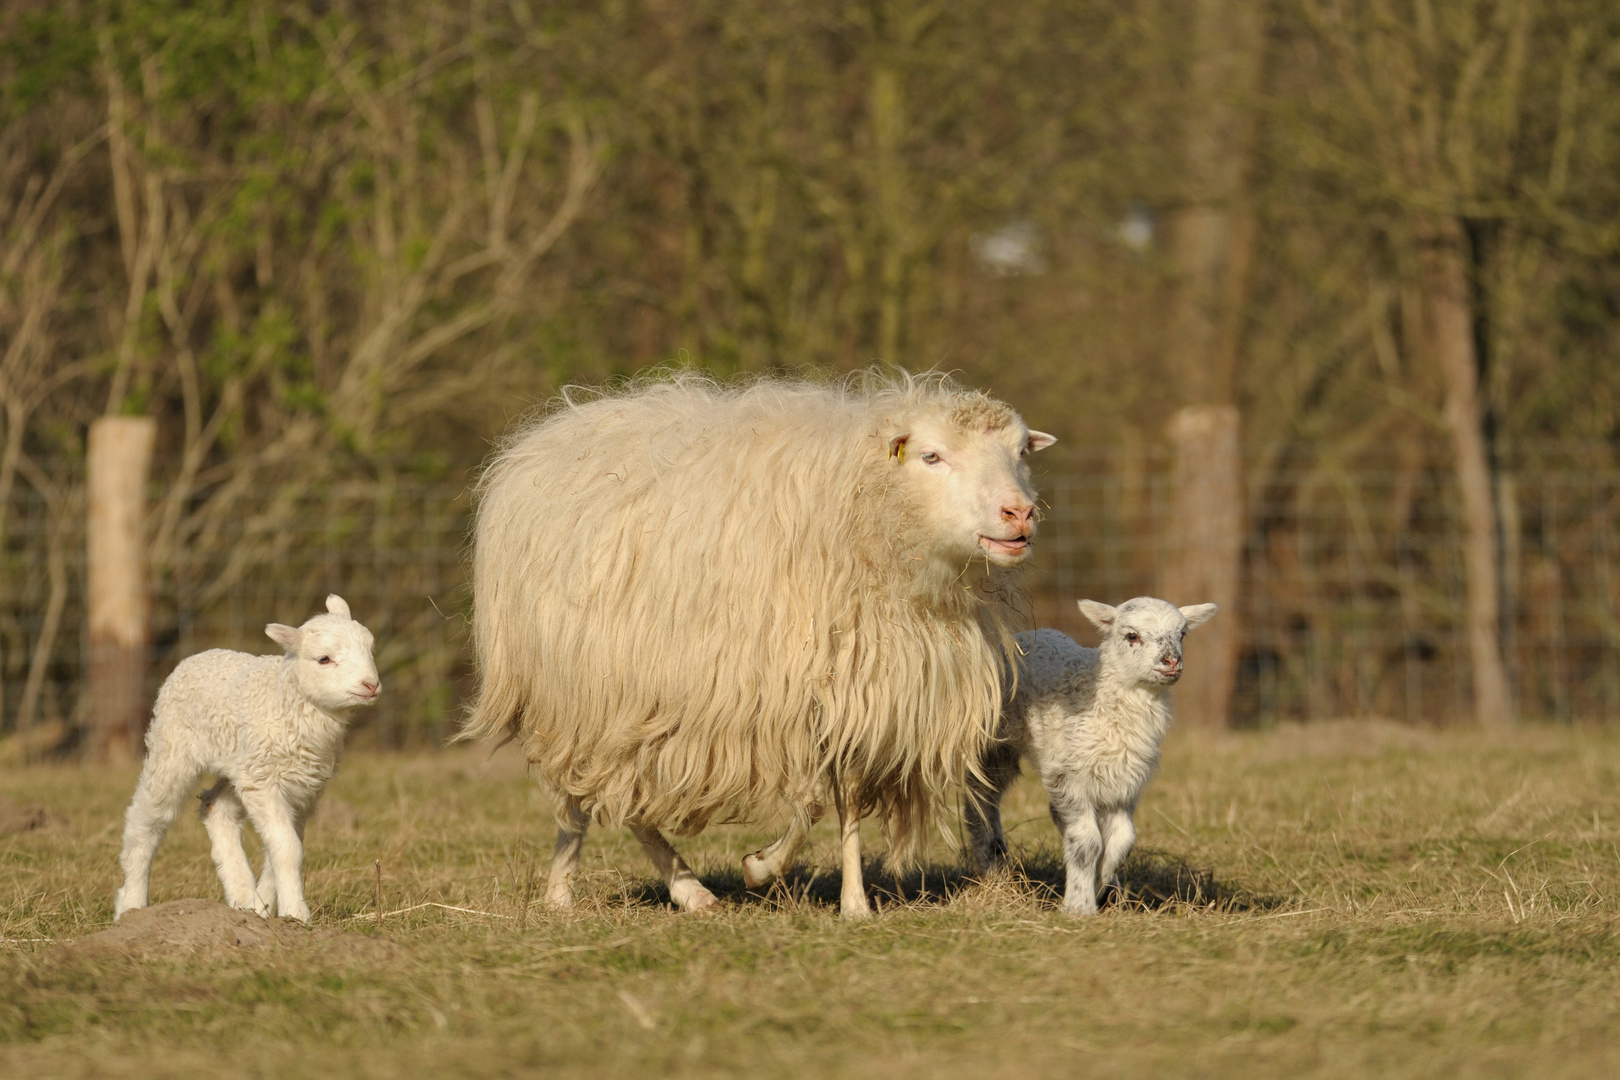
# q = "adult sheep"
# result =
<box><xmin>463</xmin><ymin>371</ymin><xmax>1054</xmax><ymax>917</ymax></box>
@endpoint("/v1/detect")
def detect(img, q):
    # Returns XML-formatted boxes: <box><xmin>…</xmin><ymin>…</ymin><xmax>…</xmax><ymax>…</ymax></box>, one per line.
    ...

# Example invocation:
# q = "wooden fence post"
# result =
<box><xmin>86</xmin><ymin>416</ymin><xmax>156</xmax><ymax>761</ymax></box>
<box><xmin>1160</xmin><ymin>405</ymin><xmax>1243</xmax><ymax>727</ymax></box>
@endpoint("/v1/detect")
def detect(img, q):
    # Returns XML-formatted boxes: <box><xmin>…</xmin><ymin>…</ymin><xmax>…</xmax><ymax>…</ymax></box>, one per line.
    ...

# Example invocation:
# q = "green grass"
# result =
<box><xmin>4</xmin><ymin>720</ymin><xmax>1620</xmax><ymax>1078</ymax></box>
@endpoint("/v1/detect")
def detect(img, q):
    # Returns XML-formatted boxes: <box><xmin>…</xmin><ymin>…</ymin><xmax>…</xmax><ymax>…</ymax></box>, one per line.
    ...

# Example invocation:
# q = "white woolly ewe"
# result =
<box><xmin>113</xmin><ymin>595</ymin><xmax>379</xmax><ymax>923</ymax></box>
<box><xmin>966</xmin><ymin>596</ymin><xmax>1217</xmax><ymax>914</ymax></box>
<box><xmin>465</xmin><ymin>371</ymin><xmax>1054</xmax><ymax>918</ymax></box>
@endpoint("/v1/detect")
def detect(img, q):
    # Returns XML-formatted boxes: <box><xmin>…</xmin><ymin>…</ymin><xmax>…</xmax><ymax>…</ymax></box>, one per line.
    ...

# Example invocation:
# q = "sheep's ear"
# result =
<box><xmin>888</xmin><ymin>433</ymin><xmax>910</xmax><ymax>463</ymax></box>
<box><xmin>325</xmin><ymin>594</ymin><xmax>352</xmax><ymax>619</ymax></box>
<box><xmin>1180</xmin><ymin>603</ymin><xmax>1218</xmax><ymax>630</ymax></box>
<box><xmin>1078</xmin><ymin>599</ymin><xmax>1116</xmax><ymax>630</ymax></box>
<box><xmin>265</xmin><ymin>623</ymin><xmax>301</xmax><ymax>652</ymax></box>
<box><xmin>1026</xmin><ymin>430</ymin><xmax>1057</xmax><ymax>453</ymax></box>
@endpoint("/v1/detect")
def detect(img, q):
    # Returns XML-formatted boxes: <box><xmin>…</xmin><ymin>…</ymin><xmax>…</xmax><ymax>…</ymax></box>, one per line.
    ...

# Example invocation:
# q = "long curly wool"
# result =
<box><xmin>463</xmin><ymin>371</ymin><xmax>1030</xmax><ymax>865</ymax></box>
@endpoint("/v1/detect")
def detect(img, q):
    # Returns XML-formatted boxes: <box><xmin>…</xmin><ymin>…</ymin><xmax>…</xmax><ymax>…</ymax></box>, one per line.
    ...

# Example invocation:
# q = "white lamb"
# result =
<box><xmin>113</xmin><ymin>595</ymin><xmax>379</xmax><ymax>923</ymax></box>
<box><xmin>966</xmin><ymin>596</ymin><xmax>1217</xmax><ymax>914</ymax></box>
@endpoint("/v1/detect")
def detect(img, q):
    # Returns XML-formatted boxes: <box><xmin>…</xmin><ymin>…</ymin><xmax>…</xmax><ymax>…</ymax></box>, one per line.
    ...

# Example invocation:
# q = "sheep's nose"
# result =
<box><xmin>362</xmin><ymin>679</ymin><xmax>380</xmax><ymax>695</ymax></box>
<box><xmin>1001</xmin><ymin>503</ymin><xmax>1034</xmax><ymax>533</ymax></box>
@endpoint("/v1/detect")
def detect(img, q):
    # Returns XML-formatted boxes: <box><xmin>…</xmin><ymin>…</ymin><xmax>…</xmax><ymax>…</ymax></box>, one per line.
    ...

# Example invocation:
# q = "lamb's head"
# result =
<box><xmin>1079</xmin><ymin>596</ymin><xmax>1217</xmax><ymax>689</ymax></box>
<box><xmin>886</xmin><ymin>394</ymin><xmax>1055</xmax><ymax>568</ymax></box>
<box><xmin>265</xmin><ymin>594</ymin><xmax>381</xmax><ymax>712</ymax></box>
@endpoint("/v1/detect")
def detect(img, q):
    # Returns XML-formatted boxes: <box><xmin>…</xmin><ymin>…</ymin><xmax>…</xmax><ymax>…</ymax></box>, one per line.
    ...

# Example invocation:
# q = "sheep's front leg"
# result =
<box><xmin>1046</xmin><ymin>781</ymin><xmax>1104</xmax><ymax>915</ymax></box>
<box><xmin>1096</xmin><ymin>806</ymin><xmax>1137</xmax><ymax>904</ymax></box>
<box><xmin>964</xmin><ymin>741</ymin><xmax>1021</xmax><ymax>873</ymax></box>
<box><xmin>742</xmin><ymin>802</ymin><xmax>820</xmax><ymax>889</ymax></box>
<box><xmin>834</xmin><ymin>779</ymin><xmax>870</xmax><ymax>919</ymax></box>
<box><xmin>200</xmin><ymin>782</ymin><xmax>269</xmax><ymax>917</ymax></box>
<box><xmin>629</xmin><ymin>825</ymin><xmax>718</xmax><ymax>912</ymax></box>
<box><xmin>239</xmin><ymin>786</ymin><xmax>310</xmax><ymax>922</ymax></box>
<box><xmin>545</xmin><ymin>795</ymin><xmax>589</xmax><ymax>910</ymax></box>
<box><xmin>254</xmin><ymin>804</ymin><xmax>311</xmax><ymax>916</ymax></box>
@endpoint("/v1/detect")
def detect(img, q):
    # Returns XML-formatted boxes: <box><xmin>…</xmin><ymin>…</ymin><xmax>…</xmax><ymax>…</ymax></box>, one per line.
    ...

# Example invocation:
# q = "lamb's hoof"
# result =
<box><xmin>741</xmin><ymin>852</ymin><xmax>776</xmax><ymax>890</ymax></box>
<box><xmin>673</xmin><ymin>884</ymin><xmax>719</xmax><ymax>913</ymax></box>
<box><xmin>280</xmin><ymin>903</ymin><xmax>311</xmax><ymax>923</ymax></box>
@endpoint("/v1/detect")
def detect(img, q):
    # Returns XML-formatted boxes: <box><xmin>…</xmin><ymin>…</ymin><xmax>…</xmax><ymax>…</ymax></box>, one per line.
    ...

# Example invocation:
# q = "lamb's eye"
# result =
<box><xmin>920</xmin><ymin>451</ymin><xmax>942</xmax><ymax>465</ymax></box>
<box><xmin>317</xmin><ymin>656</ymin><xmax>333</xmax><ymax>665</ymax></box>
<box><xmin>1124</xmin><ymin>633</ymin><xmax>1141</xmax><ymax>645</ymax></box>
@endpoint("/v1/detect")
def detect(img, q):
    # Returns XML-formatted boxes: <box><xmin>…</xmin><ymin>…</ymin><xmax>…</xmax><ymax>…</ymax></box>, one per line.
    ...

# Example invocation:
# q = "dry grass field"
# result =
<box><xmin>4</xmin><ymin>720</ymin><xmax>1619</xmax><ymax>1079</ymax></box>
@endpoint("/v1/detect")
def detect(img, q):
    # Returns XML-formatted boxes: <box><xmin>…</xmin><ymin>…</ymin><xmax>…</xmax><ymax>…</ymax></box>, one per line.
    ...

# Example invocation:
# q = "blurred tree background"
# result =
<box><xmin>3</xmin><ymin>0</ymin><xmax>1620</xmax><ymax>753</ymax></box>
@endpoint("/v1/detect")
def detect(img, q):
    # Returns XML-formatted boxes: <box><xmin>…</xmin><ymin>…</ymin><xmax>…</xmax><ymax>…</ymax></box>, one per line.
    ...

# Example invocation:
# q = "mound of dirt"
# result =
<box><xmin>56</xmin><ymin>898</ymin><xmax>400</xmax><ymax>962</ymax></box>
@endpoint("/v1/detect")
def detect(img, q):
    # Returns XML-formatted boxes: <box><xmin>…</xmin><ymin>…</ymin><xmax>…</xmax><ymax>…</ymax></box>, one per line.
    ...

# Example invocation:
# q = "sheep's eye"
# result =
<box><xmin>920</xmin><ymin>451</ymin><xmax>942</xmax><ymax>465</ymax></box>
<box><xmin>1124</xmin><ymin>632</ymin><xmax>1141</xmax><ymax>645</ymax></box>
<box><xmin>317</xmin><ymin>656</ymin><xmax>333</xmax><ymax>665</ymax></box>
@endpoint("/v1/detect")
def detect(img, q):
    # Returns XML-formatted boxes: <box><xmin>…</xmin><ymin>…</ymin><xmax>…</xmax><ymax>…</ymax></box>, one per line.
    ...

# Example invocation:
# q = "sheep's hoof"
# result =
<box><xmin>741</xmin><ymin>852</ymin><xmax>776</xmax><ymax>890</ymax></box>
<box><xmin>673</xmin><ymin>884</ymin><xmax>719</xmax><ymax>913</ymax></box>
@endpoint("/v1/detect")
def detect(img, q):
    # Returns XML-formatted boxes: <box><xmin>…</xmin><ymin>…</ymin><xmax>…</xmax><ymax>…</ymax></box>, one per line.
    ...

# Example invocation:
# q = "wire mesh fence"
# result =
<box><xmin>1033</xmin><ymin>443</ymin><xmax>1620</xmax><ymax>726</ymax></box>
<box><xmin>1</xmin><ymin>444</ymin><xmax>1617</xmax><ymax>751</ymax></box>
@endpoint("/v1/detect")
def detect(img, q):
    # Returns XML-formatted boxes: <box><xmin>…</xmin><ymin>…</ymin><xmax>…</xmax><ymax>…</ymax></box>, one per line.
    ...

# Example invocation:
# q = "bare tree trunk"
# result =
<box><xmin>1162</xmin><ymin>405</ymin><xmax>1243</xmax><ymax>726</ymax></box>
<box><xmin>86</xmin><ymin>416</ymin><xmax>156</xmax><ymax>760</ymax></box>
<box><xmin>1421</xmin><ymin>219</ymin><xmax>1513</xmax><ymax>727</ymax></box>
<box><xmin>1158</xmin><ymin>0</ymin><xmax>1263</xmax><ymax>726</ymax></box>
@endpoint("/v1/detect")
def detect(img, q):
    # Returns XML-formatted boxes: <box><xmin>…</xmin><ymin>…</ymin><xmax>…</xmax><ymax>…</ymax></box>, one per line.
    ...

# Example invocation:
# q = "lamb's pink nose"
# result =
<box><xmin>361</xmin><ymin>680</ymin><xmax>380</xmax><ymax>696</ymax></box>
<box><xmin>1001</xmin><ymin>503</ymin><xmax>1034</xmax><ymax>533</ymax></box>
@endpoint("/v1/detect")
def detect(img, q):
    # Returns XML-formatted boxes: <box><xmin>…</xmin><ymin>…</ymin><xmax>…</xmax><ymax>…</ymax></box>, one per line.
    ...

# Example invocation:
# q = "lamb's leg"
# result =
<box><xmin>200</xmin><ymin>782</ymin><xmax>268</xmax><ymax>916</ymax></box>
<box><xmin>630</xmin><ymin>825</ymin><xmax>718</xmax><ymax>912</ymax></box>
<box><xmin>545</xmin><ymin>795</ymin><xmax>589</xmax><ymax>910</ymax></box>
<box><xmin>1047</xmin><ymin>783</ymin><xmax>1104</xmax><ymax>915</ymax></box>
<box><xmin>114</xmin><ymin>754</ymin><xmax>200</xmax><ymax>920</ymax></box>
<box><xmin>964</xmin><ymin>741</ymin><xmax>1021</xmax><ymax>873</ymax></box>
<box><xmin>1096</xmin><ymin>807</ymin><xmax>1137</xmax><ymax>905</ymax></box>
<box><xmin>255</xmin><ymin>804</ymin><xmax>309</xmax><ymax>915</ymax></box>
<box><xmin>742</xmin><ymin>802</ymin><xmax>821</xmax><ymax>889</ymax></box>
<box><xmin>834</xmin><ymin>778</ymin><xmax>870</xmax><ymax>919</ymax></box>
<box><xmin>238</xmin><ymin>785</ymin><xmax>310</xmax><ymax>922</ymax></box>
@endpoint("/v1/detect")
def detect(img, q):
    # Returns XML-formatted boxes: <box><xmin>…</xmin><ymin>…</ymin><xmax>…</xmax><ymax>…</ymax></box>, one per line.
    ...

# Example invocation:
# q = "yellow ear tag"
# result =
<box><xmin>896</xmin><ymin>442</ymin><xmax>905</xmax><ymax>464</ymax></box>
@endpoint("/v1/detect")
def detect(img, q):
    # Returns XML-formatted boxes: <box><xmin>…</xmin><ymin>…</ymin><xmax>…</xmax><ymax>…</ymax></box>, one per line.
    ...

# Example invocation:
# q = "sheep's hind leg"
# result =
<box><xmin>545</xmin><ymin>795</ymin><xmax>589</xmax><ymax>910</ymax></box>
<box><xmin>964</xmin><ymin>741</ymin><xmax>1021</xmax><ymax>873</ymax></box>
<box><xmin>200</xmin><ymin>782</ymin><xmax>269</xmax><ymax>917</ymax></box>
<box><xmin>834</xmin><ymin>779</ymin><xmax>871</xmax><ymax>919</ymax></box>
<box><xmin>630</xmin><ymin>825</ymin><xmax>718</xmax><ymax>912</ymax></box>
<box><xmin>742</xmin><ymin>802</ymin><xmax>820</xmax><ymax>890</ymax></box>
<box><xmin>114</xmin><ymin>755</ymin><xmax>201</xmax><ymax>920</ymax></box>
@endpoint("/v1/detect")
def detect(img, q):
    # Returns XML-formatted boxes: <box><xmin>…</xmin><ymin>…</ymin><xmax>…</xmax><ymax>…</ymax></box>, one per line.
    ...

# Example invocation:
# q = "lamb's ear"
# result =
<box><xmin>1078</xmin><ymin>599</ymin><xmax>1117</xmax><ymax>631</ymax></box>
<box><xmin>325</xmin><ymin>594</ymin><xmax>352</xmax><ymax>619</ymax></box>
<box><xmin>1179</xmin><ymin>603</ymin><xmax>1218</xmax><ymax>630</ymax></box>
<box><xmin>1026</xmin><ymin>430</ymin><xmax>1057</xmax><ymax>453</ymax></box>
<box><xmin>888</xmin><ymin>433</ymin><xmax>910</xmax><ymax>463</ymax></box>
<box><xmin>265</xmin><ymin>623</ymin><xmax>302</xmax><ymax>652</ymax></box>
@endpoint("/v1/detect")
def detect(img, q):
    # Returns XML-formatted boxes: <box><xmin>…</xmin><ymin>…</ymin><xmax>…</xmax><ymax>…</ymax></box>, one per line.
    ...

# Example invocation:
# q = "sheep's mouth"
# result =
<box><xmin>978</xmin><ymin>534</ymin><xmax>1032</xmax><ymax>560</ymax></box>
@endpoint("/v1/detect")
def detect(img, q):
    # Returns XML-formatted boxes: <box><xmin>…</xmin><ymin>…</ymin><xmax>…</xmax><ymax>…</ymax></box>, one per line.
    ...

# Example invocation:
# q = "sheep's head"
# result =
<box><xmin>886</xmin><ymin>398</ymin><xmax>1055</xmax><ymax>569</ymax></box>
<box><xmin>266</xmin><ymin>594</ymin><xmax>381</xmax><ymax>712</ymax></box>
<box><xmin>1079</xmin><ymin>596</ymin><xmax>1217</xmax><ymax>689</ymax></box>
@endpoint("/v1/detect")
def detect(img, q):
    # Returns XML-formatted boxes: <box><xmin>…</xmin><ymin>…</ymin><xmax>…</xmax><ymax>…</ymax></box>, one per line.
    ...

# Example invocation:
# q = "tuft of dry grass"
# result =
<box><xmin>4</xmin><ymin>720</ymin><xmax>1620</xmax><ymax>1078</ymax></box>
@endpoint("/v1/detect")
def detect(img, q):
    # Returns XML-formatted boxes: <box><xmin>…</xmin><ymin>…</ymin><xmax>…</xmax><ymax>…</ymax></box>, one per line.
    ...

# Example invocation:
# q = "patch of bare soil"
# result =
<box><xmin>55</xmin><ymin>899</ymin><xmax>401</xmax><ymax>962</ymax></box>
<box><xmin>0</xmin><ymin>796</ymin><xmax>63</xmax><ymax>835</ymax></box>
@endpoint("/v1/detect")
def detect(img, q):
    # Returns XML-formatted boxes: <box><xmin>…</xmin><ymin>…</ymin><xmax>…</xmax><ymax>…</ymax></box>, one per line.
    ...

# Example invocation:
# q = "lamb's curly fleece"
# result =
<box><xmin>967</xmin><ymin>596</ymin><xmax>1216</xmax><ymax>914</ymax></box>
<box><xmin>113</xmin><ymin>595</ymin><xmax>378</xmax><ymax>923</ymax></box>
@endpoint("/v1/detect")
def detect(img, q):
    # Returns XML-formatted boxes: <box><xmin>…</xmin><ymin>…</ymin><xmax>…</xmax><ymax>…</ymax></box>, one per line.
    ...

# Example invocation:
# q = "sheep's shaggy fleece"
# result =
<box><xmin>464</xmin><ymin>370</ymin><xmax>1042</xmax><ymax>864</ymax></box>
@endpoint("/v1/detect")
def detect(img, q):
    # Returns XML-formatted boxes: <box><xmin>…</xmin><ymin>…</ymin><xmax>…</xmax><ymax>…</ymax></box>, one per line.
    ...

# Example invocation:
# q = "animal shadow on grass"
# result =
<box><xmin>623</xmin><ymin>846</ymin><xmax>1277</xmax><ymax>914</ymax></box>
